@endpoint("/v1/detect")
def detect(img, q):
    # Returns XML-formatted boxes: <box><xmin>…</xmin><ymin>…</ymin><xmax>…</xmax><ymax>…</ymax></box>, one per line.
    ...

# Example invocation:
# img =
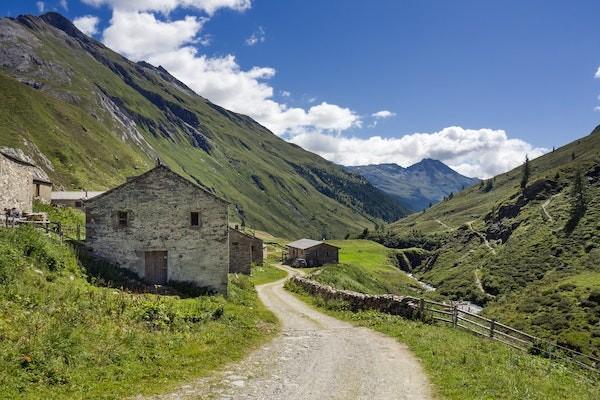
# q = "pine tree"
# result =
<box><xmin>566</xmin><ymin>169</ymin><xmax>587</xmax><ymax>232</ymax></box>
<box><xmin>520</xmin><ymin>155</ymin><xmax>530</xmax><ymax>190</ymax></box>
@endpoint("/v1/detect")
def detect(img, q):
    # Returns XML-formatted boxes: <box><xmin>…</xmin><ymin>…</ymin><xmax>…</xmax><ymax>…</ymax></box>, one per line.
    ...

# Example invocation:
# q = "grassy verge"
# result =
<box><xmin>0</xmin><ymin>226</ymin><xmax>279</xmax><ymax>399</ymax></box>
<box><xmin>286</xmin><ymin>282</ymin><xmax>600</xmax><ymax>400</ymax></box>
<box><xmin>249</xmin><ymin>263</ymin><xmax>288</xmax><ymax>286</ymax></box>
<box><xmin>314</xmin><ymin>240</ymin><xmax>422</xmax><ymax>296</ymax></box>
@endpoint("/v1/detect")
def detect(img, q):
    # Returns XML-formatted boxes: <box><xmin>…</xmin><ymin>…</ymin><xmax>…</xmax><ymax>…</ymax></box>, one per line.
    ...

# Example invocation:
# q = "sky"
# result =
<box><xmin>3</xmin><ymin>0</ymin><xmax>600</xmax><ymax>178</ymax></box>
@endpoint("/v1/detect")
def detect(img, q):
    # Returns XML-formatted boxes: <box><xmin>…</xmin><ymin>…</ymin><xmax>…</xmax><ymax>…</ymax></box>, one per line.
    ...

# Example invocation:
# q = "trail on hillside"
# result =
<box><xmin>541</xmin><ymin>193</ymin><xmax>562</xmax><ymax>223</ymax></box>
<box><xmin>435</xmin><ymin>219</ymin><xmax>454</xmax><ymax>230</ymax></box>
<box><xmin>138</xmin><ymin>265</ymin><xmax>432</xmax><ymax>400</ymax></box>
<box><xmin>467</xmin><ymin>221</ymin><xmax>496</xmax><ymax>255</ymax></box>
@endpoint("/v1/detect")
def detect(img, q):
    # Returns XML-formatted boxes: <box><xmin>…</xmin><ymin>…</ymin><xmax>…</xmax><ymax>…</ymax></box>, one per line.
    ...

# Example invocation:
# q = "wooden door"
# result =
<box><xmin>145</xmin><ymin>251</ymin><xmax>168</xmax><ymax>284</ymax></box>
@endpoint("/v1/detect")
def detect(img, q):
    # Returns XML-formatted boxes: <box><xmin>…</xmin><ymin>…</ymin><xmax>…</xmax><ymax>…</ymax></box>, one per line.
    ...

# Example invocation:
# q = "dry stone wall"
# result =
<box><xmin>291</xmin><ymin>275</ymin><xmax>420</xmax><ymax>319</ymax></box>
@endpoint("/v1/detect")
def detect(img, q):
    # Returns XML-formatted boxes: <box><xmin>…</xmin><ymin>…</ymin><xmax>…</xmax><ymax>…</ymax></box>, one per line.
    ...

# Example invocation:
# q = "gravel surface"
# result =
<box><xmin>138</xmin><ymin>265</ymin><xmax>432</xmax><ymax>400</ymax></box>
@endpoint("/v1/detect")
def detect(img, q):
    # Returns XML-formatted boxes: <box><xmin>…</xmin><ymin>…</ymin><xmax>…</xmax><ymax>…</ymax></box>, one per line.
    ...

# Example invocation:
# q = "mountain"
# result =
<box><xmin>382</xmin><ymin>128</ymin><xmax>600</xmax><ymax>355</ymax></box>
<box><xmin>0</xmin><ymin>12</ymin><xmax>409</xmax><ymax>238</ymax></box>
<box><xmin>347</xmin><ymin>159</ymin><xmax>480</xmax><ymax>211</ymax></box>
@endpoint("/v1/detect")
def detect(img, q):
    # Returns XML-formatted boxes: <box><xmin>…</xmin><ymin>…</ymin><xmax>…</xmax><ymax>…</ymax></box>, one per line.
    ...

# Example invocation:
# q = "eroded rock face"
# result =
<box><xmin>523</xmin><ymin>179</ymin><xmax>561</xmax><ymax>201</ymax></box>
<box><xmin>486</xmin><ymin>220</ymin><xmax>520</xmax><ymax>243</ymax></box>
<box><xmin>586</xmin><ymin>164</ymin><xmax>600</xmax><ymax>185</ymax></box>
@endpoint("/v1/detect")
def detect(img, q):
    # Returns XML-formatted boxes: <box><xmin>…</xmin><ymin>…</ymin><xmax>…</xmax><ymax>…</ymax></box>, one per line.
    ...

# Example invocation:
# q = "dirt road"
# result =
<box><xmin>141</xmin><ymin>265</ymin><xmax>432</xmax><ymax>400</ymax></box>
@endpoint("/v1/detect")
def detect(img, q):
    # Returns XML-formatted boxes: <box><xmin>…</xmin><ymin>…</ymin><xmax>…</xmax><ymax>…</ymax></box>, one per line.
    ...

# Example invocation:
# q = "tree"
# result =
<box><xmin>566</xmin><ymin>169</ymin><xmax>587</xmax><ymax>233</ymax></box>
<box><xmin>520</xmin><ymin>155</ymin><xmax>530</xmax><ymax>190</ymax></box>
<box><xmin>571</xmin><ymin>152</ymin><xmax>576</xmax><ymax>161</ymax></box>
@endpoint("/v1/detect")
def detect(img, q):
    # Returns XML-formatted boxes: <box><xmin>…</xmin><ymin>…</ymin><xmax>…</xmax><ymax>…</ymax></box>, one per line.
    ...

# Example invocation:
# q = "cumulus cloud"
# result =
<box><xmin>372</xmin><ymin>110</ymin><xmax>395</xmax><ymax>119</ymax></box>
<box><xmin>60</xmin><ymin>0</ymin><xmax>68</xmax><ymax>11</ymax></box>
<box><xmin>100</xmin><ymin>8</ymin><xmax>361</xmax><ymax>135</ymax></box>
<box><xmin>73</xmin><ymin>15</ymin><xmax>100</xmax><ymax>36</ymax></box>
<box><xmin>36</xmin><ymin>1</ymin><xmax>45</xmax><ymax>13</ymax></box>
<box><xmin>290</xmin><ymin>126</ymin><xmax>548</xmax><ymax>179</ymax></box>
<box><xmin>595</xmin><ymin>66</ymin><xmax>600</xmax><ymax>79</ymax></box>
<box><xmin>245</xmin><ymin>26</ymin><xmax>265</xmax><ymax>46</ymax></box>
<box><xmin>82</xmin><ymin>0</ymin><xmax>251</xmax><ymax>15</ymax></box>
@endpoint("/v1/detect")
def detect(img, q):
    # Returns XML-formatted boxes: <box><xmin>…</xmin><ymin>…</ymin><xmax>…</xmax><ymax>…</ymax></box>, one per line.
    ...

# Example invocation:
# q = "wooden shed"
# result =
<box><xmin>286</xmin><ymin>239</ymin><xmax>339</xmax><ymax>267</ymax></box>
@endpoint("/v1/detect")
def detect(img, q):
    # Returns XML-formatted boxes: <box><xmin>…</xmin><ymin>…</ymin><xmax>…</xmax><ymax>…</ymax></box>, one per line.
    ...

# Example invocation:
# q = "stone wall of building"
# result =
<box><xmin>0</xmin><ymin>153</ymin><xmax>33</xmax><ymax>213</ymax></box>
<box><xmin>229</xmin><ymin>228</ymin><xmax>263</xmax><ymax>274</ymax></box>
<box><xmin>290</xmin><ymin>275</ymin><xmax>420</xmax><ymax>318</ymax></box>
<box><xmin>85</xmin><ymin>166</ymin><xmax>229</xmax><ymax>294</ymax></box>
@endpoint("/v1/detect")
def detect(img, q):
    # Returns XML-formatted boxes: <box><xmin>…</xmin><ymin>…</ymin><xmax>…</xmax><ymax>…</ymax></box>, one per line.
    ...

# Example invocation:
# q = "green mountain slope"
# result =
<box><xmin>386</xmin><ymin>128</ymin><xmax>600</xmax><ymax>356</ymax></box>
<box><xmin>0</xmin><ymin>12</ymin><xmax>408</xmax><ymax>238</ymax></box>
<box><xmin>347</xmin><ymin>159</ymin><xmax>480</xmax><ymax>211</ymax></box>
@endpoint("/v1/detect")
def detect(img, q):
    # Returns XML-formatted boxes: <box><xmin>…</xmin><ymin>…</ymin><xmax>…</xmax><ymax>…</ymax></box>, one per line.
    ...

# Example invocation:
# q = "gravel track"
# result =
<box><xmin>138</xmin><ymin>265</ymin><xmax>432</xmax><ymax>400</ymax></box>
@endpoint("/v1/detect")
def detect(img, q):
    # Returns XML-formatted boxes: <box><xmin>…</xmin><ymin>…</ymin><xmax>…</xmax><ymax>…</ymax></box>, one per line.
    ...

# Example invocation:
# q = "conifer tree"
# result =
<box><xmin>520</xmin><ymin>155</ymin><xmax>530</xmax><ymax>190</ymax></box>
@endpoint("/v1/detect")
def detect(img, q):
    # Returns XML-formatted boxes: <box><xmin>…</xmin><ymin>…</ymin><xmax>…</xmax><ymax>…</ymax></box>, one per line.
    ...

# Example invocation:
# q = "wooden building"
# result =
<box><xmin>286</xmin><ymin>239</ymin><xmax>339</xmax><ymax>267</ymax></box>
<box><xmin>85</xmin><ymin>165</ymin><xmax>230</xmax><ymax>294</ymax></box>
<box><xmin>229</xmin><ymin>227</ymin><xmax>264</xmax><ymax>274</ymax></box>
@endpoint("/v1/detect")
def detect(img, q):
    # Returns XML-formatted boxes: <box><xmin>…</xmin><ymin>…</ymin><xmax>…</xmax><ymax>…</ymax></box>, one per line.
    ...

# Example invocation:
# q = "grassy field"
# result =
<box><xmin>249</xmin><ymin>263</ymin><xmax>288</xmax><ymax>286</ymax></box>
<box><xmin>312</xmin><ymin>240</ymin><xmax>423</xmax><ymax>296</ymax></box>
<box><xmin>287</xmin><ymin>283</ymin><xmax>600</xmax><ymax>400</ymax></box>
<box><xmin>0</xmin><ymin>226</ymin><xmax>279</xmax><ymax>399</ymax></box>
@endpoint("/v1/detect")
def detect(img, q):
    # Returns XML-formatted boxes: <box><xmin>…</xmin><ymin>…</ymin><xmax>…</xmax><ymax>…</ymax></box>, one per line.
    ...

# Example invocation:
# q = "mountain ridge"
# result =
<box><xmin>0</xmin><ymin>12</ymin><xmax>409</xmax><ymax>238</ymax></box>
<box><xmin>347</xmin><ymin>159</ymin><xmax>480</xmax><ymax>211</ymax></box>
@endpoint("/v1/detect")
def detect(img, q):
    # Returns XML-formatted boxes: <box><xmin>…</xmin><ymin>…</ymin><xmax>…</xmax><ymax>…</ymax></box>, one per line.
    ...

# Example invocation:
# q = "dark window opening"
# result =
<box><xmin>191</xmin><ymin>212</ymin><xmax>200</xmax><ymax>226</ymax></box>
<box><xmin>75</xmin><ymin>201</ymin><xmax>82</xmax><ymax>208</ymax></box>
<box><xmin>118</xmin><ymin>211</ymin><xmax>128</xmax><ymax>227</ymax></box>
<box><xmin>35</xmin><ymin>184</ymin><xmax>40</xmax><ymax>197</ymax></box>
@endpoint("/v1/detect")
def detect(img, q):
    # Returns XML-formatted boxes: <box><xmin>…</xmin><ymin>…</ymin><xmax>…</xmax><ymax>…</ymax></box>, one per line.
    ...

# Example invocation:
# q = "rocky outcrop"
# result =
<box><xmin>291</xmin><ymin>275</ymin><xmax>420</xmax><ymax>318</ymax></box>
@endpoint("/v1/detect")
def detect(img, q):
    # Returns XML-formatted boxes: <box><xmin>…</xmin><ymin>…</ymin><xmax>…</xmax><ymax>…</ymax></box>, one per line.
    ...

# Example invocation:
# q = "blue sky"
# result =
<box><xmin>3</xmin><ymin>1</ymin><xmax>600</xmax><ymax>178</ymax></box>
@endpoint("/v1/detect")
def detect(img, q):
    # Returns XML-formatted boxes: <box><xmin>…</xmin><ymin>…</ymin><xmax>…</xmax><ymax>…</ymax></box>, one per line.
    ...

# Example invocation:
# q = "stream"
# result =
<box><xmin>406</xmin><ymin>273</ymin><xmax>483</xmax><ymax>314</ymax></box>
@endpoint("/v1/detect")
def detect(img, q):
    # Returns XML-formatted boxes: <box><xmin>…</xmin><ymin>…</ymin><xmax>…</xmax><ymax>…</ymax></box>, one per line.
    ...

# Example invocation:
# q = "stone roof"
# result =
<box><xmin>51</xmin><ymin>191</ymin><xmax>105</xmax><ymax>201</ymax></box>
<box><xmin>287</xmin><ymin>239</ymin><xmax>339</xmax><ymax>250</ymax></box>
<box><xmin>0</xmin><ymin>148</ymin><xmax>52</xmax><ymax>184</ymax></box>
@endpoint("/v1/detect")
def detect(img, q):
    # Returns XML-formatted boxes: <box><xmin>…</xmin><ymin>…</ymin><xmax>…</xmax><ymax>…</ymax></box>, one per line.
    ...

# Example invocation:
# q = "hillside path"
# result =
<box><xmin>138</xmin><ymin>265</ymin><xmax>432</xmax><ymax>400</ymax></box>
<box><xmin>467</xmin><ymin>221</ymin><xmax>496</xmax><ymax>255</ymax></box>
<box><xmin>541</xmin><ymin>193</ymin><xmax>561</xmax><ymax>223</ymax></box>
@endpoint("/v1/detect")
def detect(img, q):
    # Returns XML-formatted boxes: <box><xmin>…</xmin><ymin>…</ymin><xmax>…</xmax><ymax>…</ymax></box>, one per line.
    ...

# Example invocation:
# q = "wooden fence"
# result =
<box><xmin>420</xmin><ymin>298</ymin><xmax>600</xmax><ymax>373</ymax></box>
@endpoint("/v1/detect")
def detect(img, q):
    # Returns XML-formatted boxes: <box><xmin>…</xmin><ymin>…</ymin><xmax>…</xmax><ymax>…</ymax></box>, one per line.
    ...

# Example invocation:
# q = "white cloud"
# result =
<box><xmin>36</xmin><ymin>1</ymin><xmax>45</xmax><ymax>13</ymax></box>
<box><xmin>372</xmin><ymin>110</ymin><xmax>395</xmax><ymax>119</ymax></box>
<box><xmin>73</xmin><ymin>15</ymin><xmax>100</xmax><ymax>36</ymax></box>
<box><xmin>245</xmin><ymin>26</ymin><xmax>265</xmax><ymax>46</ymax></box>
<box><xmin>82</xmin><ymin>0</ymin><xmax>251</xmax><ymax>15</ymax></box>
<box><xmin>595</xmin><ymin>66</ymin><xmax>600</xmax><ymax>79</ymax></box>
<box><xmin>281</xmin><ymin>90</ymin><xmax>291</xmax><ymax>97</ymax></box>
<box><xmin>594</xmin><ymin>106</ymin><xmax>600</xmax><ymax>112</ymax></box>
<box><xmin>290</xmin><ymin>126</ymin><xmax>548</xmax><ymax>179</ymax></box>
<box><xmin>100</xmin><ymin>9</ymin><xmax>361</xmax><ymax>136</ymax></box>
<box><xmin>60</xmin><ymin>0</ymin><xmax>68</xmax><ymax>11</ymax></box>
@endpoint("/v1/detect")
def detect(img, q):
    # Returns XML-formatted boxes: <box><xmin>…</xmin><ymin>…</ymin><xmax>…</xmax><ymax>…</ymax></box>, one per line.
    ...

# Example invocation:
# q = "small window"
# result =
<box><xmin>118</xmin><ymin>211</ymin><xmax>128</xmax><ymax>227</ymax></box>
<box><xmin>35</xmin><ymin>184</ymin><xmax>40</xmax><ymax>197</ymax></box>
<box><xmin>190</xmin><ymin>212</ymin><xmax>199</xmax><ymax>226</ymax></box>
<box><xmin>75</xmin><ymin>201</ymin><xmax>82</xmax><ymax>208</ymax></box>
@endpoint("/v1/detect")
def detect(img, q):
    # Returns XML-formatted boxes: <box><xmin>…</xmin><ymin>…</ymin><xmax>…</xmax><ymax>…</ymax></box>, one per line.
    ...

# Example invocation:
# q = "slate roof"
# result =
<box><xmin>51</xmin><ymin>191</ymin><xmax>105</xmax><ymax>201</ymax></box>
<box><xmin>286</xmin><ymin>238</ymin><xmax>340</xmax><ymax>250</ymax></box>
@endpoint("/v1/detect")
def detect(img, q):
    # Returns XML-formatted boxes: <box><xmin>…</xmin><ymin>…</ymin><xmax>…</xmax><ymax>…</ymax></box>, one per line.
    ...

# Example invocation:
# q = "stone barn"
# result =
<box><xmin>229</xmin><ymin>227</ymin><xmax>264</xmax><ymax>274</ymax></box>
<box><xmin>0</xmin><ymin>151</ymin><xmax>33</xmax><ymax>213</ymax></box>
<box><xmin>286</xmin><ymin>239</ymin><xmax>339</xmax><ymax>267</ymax></box>
<box><xmin>85</xmin><ymin>164</ymin><xmax>230</xmax><ymax>294</ymax></box>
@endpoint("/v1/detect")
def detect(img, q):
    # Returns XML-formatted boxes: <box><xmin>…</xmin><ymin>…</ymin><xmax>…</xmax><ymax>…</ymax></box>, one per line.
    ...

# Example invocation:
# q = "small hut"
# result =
<box><xmin>286</xmin><ymin>239</ymin><xmax>339</xmax><ymax>267</ymax></box>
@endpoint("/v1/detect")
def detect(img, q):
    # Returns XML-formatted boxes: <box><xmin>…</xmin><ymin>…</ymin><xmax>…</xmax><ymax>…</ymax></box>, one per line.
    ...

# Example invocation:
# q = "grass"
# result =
<box><xmin>0</xmin><ymin>226</ymin><xmax>279</xmax><ymax>399</ymax></box>
<box><xmin>249</xmin><ymin>263</ymin><xmax>287</xmax><ymax>286</ymax></box>
<box><xmin>287</xmin><ymin>283</ymin><xmax>600</xmax><ymax>400</ymax></box>
<box><xmin>311</xmin><ymin>240</ymin><xmax>422</xmax><ymax>296</ymax></box>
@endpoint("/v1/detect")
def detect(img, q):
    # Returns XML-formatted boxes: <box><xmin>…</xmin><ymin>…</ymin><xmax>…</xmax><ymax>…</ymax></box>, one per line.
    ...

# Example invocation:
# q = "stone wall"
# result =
<box><xmin>290</xmin><ymin>275</ymin><xmax>420</xmax><ymax>319</ymax></box>
<box><xmin>85</xmin><ymin>166</ymin><xmax>229</xmax><ymax>294</ymax></box>
<box><xmin>229</xmin><ymin>228</ymin><xmax>263</xmax><ymax>274</ymax></box>
<box><xmin>0</xmin><ymin>153</ymin><xmax>33</xmax><ymax>213</ymax></box>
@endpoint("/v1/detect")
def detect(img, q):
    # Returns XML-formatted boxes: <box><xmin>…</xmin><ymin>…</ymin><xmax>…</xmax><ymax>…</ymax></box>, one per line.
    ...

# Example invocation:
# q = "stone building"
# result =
<box><xmin>229</xmin><ymin>227</ymin><xmax>264</xmax><ymax>274</ymax></box>
<box><xmin>286</xmin><ymin>239</ymin><xmax>340</xmax><ymax>267</ymax></box>
<box><xmin>0</xmin><ymin>151</ymin><xmax>33</xmax><ymax>213</ymax></box>
<box><xmin>85</xmin><ymin>165</ymin><xmax>230</xmax><ymax>294</ymax></box>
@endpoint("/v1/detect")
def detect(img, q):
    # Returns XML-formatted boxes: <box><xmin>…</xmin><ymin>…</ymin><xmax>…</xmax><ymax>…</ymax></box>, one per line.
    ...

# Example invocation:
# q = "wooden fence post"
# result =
<box><xmin>77</xmin><ymin>224</ymin><xmax>81</xmax><ymax>241</ymax></box>
<box><xmin>490</xmin><ymin>320</ymin><xmax>496</xmax><ymax>338</ymax></box>
<box><xmin>452</xmin><ymin>306</ymin><xmax>458</xmax><ymax>328</ymax></box>
<box><xmin>419</xmin><ymin>298</ymin><xmax>425</xmax><ymax>321</ymax></box>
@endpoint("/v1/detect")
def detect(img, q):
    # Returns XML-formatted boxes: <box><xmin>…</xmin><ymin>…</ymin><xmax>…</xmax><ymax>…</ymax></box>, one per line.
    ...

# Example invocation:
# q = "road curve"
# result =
<box><xmin>140</xmin><ymin>265</ymin><xmax>432</xmax><ymax>400</ymax></box>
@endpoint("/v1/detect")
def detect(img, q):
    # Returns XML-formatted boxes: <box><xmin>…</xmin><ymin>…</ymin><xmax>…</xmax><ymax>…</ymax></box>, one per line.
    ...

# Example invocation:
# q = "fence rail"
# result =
<box><xmin>419</xmin><ymin>298</ymin><xmax>600</xmax><ymax>373</ymax></box>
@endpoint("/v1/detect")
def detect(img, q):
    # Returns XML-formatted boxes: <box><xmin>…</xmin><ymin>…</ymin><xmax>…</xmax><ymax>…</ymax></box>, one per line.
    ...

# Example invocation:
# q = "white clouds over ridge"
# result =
<box><xmin>73</xmin><ymin>15</ymin><xmax>100</xmax><ymax>36</ymax></box>
<box><xmin>290</xmin><ymin>127</ymin><xmax>548</xmax><ymax>179</ymax></box>
<box><xmin>90</xmin><ymin>0</ymin><xmax>543</xmax><ymax>178</ymax></box>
